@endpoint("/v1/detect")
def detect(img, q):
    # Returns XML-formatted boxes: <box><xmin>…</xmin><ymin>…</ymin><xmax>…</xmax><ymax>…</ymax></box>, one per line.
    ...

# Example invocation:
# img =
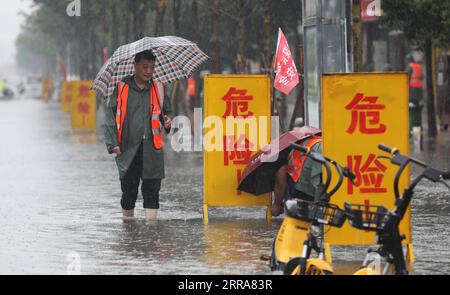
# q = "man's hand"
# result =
<box><xmin>271</xmin><ymin>203</ymin><xmax>284</xmax><ymax>217</ymax></box>
<box><xmin>112</xmin><ymin>146</ymin><xmax>121</xmax><ymax>156</ymax></box>
<box><xmin>163</xmin><ymin>115</ymin><xmax>172</xmax><ymax>130</ymax></box>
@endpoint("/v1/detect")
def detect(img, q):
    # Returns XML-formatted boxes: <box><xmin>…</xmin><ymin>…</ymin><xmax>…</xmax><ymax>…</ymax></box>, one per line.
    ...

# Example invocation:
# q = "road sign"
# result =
<box><xmin>203</xmin><ymin>75</ymin><xmax>272</xmax><ymax>223</ymax></box>
<box><xmin>61</xmin><ymin>81</ymin><xmax>75</xmax><ymax>112</ymax></box>
<box><xmin>41</xmin><ymin>76</ymin><xmax>54</xmax><ymax>102</ymax></box>
<box><xmin>322</xmin><ymin>73</ymin><xmax>411</xmax><ymax>245</ymax></box>
<box><xmin>71</xmin><ymin>81</ymin><xmax>96</xmax><ymax>131</ymax></box>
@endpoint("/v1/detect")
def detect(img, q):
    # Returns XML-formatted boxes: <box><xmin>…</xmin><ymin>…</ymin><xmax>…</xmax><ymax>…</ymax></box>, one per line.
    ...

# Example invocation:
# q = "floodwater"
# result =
<box><xmin>0</xmin><ymin>97</ymin><xmax>449</xmax><ymax>275</ymax></box>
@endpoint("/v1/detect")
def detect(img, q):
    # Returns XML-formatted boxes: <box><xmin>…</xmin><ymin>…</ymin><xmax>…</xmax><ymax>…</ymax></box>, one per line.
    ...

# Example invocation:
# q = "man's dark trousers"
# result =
<box><xmin>120</xmin><ymin>142</ymin><xmax>161</xmax><ymax>210</ymax></box>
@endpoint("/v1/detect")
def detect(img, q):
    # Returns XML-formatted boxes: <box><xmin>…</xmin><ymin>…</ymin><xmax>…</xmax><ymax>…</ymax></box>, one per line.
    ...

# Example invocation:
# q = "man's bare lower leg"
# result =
<box><xmin>122</xmin><ymin>209</ymin><xmax>134</xmax><ymax>218</ymax></box>
<box><xmin>145</xmin><ymin>209</ymin><xmax>158</xmax><ymax>220</ymax></box>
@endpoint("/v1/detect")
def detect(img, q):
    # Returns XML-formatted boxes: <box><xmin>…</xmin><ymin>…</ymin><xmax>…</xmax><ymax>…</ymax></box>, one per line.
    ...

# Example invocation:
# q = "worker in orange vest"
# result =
<box><xmin>187</xmin><ymin>77</ymin><xmax>196</xmax><ymax>110</ymax></box>
<box><xmin>104</xmin><ymin>50</ymin><xmax>173</xmax><ymax>220</ymax></box>
<box><xmin>271</xmin><ymin>136</ymin><xmax>323</xmax><ymax>217</ymax></box>
<box><xmin>407</xmin><ymin>54</ymin><xmax>424</xmax><ymax>106</ymax></box>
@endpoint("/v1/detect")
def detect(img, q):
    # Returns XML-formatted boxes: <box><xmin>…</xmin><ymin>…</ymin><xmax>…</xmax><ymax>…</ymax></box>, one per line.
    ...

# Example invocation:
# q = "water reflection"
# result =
<box><xmin>200</xmin><ymin>220</ymin><xmax>275</xmax><ymax>274</ymax></box>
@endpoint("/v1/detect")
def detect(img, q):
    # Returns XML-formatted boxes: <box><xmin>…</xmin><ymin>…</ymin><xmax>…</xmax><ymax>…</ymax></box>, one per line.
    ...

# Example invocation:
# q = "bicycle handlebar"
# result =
<box><xmin>289</xmin><ymin>142</ymin><xmax>353</xmax><ymax>202</ymax></box>
<box><xmin>378</xmin><ymin>143</ymin><xmax>450</xmax><ymax>201</ymax></box>
<box><xmin>343</xmin><ymin>167</ymin><xmax>357</xmax><ymax>182</ymax></box>
<box><xmin>378</xmin><ymin>144</ymin><xmax>394</xmax><ymax>154</ymax></box>
<box><xmin>290</xmin><ymin>142</ymin><xmax>308</xmax><ymax>154</ymax></box>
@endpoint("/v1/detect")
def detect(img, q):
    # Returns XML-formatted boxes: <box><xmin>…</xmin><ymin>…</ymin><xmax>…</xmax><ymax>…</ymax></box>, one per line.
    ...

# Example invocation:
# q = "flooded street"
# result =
<box><xmin>0</xmin><ymin>98</ymin><xmax>449</xmax><ymax>275</ymax></box>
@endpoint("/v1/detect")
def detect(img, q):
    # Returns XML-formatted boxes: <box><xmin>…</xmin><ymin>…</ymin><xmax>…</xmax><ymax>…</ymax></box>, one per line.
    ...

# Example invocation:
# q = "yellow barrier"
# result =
<box><xmin>70</xmin><ymin>80</ymin><xmax>96</xmax><ymax>131</ymax></box>
<box><xmin>321</xmin><ymin>73</ymin><xmax>412</xmax><ymax>249</ymax></box>
<box><xmin>203</xmin><ymin>75</ymin><xmax>272</xmax><ymax>224</ymax></box>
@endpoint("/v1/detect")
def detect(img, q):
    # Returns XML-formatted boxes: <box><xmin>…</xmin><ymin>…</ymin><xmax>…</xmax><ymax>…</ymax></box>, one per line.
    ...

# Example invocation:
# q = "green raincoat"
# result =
<box><xmin>104</xmin><ymin>75</ymin><xmax>173</xmax><ymax>179</ymax></box>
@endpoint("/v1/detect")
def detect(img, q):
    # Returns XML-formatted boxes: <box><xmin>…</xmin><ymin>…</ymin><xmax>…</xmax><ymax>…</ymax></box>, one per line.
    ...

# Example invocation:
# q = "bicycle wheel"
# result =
<box><xmin>284</xmin><ymin>258</ymin><xmax>303</xmax><ymax>275</ymax></box>
<box><xmin>305</xmin><ymin>265</ymin><xmax>332</xmax><ymax>275</ymax></box>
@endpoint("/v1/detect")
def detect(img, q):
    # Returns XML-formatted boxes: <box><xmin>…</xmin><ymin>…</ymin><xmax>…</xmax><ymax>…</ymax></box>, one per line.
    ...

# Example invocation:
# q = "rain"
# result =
<box><xmin>0</xmin><ymin>0</ymin><xmax>449</xmax><ymax>276</ymax></box>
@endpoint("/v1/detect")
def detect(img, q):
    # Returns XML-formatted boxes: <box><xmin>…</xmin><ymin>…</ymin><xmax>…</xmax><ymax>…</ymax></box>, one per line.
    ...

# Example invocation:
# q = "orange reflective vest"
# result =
<box><xmin>287</xmin><ymin>136</ymin><xmax>322</xmax><ymax>183</ymax></box>
<box><xmin>187</xmin><ymin>77</ymin><xmax>196</xmax><ymax>96</ymax></box>
<box><xmin>115</xmin><ymin>80</ymin><xmax>164</xmax><ymax>150</ymax></box>
<box><xmin>409</xmin><ymin>62</ymin><xmax>423</xmax><ymax>88</ymax></box>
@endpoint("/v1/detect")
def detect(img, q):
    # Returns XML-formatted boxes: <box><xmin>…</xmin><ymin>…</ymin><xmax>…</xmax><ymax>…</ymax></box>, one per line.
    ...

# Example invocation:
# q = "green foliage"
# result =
<box><xmin>382</xmin><ymin>0</ymin><xmax>450</xmax><ymax>48</ymax></box>
<box><xmin>16</xmin><ymin>0</ymin><xmax>304</xmax><ymax>77</ymax></box>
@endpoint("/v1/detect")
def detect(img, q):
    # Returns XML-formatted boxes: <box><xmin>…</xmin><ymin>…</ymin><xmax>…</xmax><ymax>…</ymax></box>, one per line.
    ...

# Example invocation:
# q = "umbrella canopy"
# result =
<box><xmin>92</xmin><ymin>36</ymin><xmax>208</xmax><ymax>98</ymax></box>
<box><xmin>237</xmin><ymin>126</ymin><xmax>321</xmax><ymax>196</ymax></box>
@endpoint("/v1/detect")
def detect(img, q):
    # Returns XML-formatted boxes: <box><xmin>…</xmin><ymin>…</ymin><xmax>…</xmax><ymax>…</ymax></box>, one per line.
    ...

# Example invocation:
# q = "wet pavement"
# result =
<box><xmin>0</xmin><ymin>97</ymin><xmax>449</xmax><ymax>274</ymax></box>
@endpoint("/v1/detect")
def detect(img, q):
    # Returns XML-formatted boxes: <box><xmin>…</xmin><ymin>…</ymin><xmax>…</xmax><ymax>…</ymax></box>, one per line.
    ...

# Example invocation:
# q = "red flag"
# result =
<box><xmin>273</xmin><ymin>28</ymin><xmax>299</xmax><ymax>95</ymax></box>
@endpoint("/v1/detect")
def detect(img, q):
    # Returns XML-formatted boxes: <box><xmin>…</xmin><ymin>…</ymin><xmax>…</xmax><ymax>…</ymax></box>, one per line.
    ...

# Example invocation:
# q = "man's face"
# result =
<box><xmin>135</xmin><ymin>59</ymin><xmax>156</xmax><ymax>82</ymax></box>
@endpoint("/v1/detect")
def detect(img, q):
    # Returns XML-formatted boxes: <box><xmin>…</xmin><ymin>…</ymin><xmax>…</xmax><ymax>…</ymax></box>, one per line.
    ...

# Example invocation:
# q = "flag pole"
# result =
<box><xmin>271</xmin><ymin>29</ymin><xmax>281</xmax><ymax>117</ymax></box>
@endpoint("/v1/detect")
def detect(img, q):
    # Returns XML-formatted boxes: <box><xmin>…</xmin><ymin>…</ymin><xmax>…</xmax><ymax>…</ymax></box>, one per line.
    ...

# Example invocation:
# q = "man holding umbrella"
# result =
<box><xmin>104</xmin><ymin>50</ymin><xmax>173</xmax><ymax>220</ymax></box>
<box><xmin>95</xmin><ymin>36</ymin><xmax>207</xmax><ymax>220</ymax></box>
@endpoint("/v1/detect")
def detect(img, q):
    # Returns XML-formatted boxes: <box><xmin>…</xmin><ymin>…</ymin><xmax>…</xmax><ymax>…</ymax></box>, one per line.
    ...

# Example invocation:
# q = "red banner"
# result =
<box><xmin>273</xmin><ymin>28</ymin><xmax>299</xmax><ymax>95</ymax></box>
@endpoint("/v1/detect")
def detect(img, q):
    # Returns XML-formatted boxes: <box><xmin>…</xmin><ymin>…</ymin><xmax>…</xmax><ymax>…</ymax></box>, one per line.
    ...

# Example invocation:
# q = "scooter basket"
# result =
<box><xmin>344</xmin><ymin>203</ymin><xmax>393</xmax><ymax>231</ymax></box>
<box><xmin>290</xmin><ymin>200</ymin><xmax>346</xmax><ymax>228</ymax></box>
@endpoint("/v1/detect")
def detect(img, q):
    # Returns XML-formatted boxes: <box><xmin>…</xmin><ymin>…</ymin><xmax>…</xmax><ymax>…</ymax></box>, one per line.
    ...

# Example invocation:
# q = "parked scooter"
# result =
<box><xmin>345</xmin><ymin>144</ymin><xmax>450</xmax><ymax>275</ymax></box>
<box><xmin>262</xmin><ymin>142</ymin><xmax>355</xmax><ymax>275</ymax></box>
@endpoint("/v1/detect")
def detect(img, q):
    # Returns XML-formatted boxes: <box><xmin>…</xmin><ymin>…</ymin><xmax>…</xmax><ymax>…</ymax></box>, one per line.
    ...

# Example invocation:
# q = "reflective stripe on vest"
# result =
<box><xmin>409</xmin><ymin>63</ymin><xmax>423</xmax><ymax>88</ymax></box>
<box><xmin>115</xmin><ymin>80</ymin><xmax>164</xmax><ymax>149</ymax></box>
<box><xmin>115</xmin><ymin>81</ymin><xmax>129</xmax><ymax>145</ymax></box>
<box><xmin>155</xmin><ymin>81</ymin><xmax>164</xmax><ymax>106</ymax></box>
<box><xmin>287</xmin><ymin>137</ymin><xmax>322</xmax><ymax>183</ymax></box>
<box><xmin>187</xmin><ymin>77</ymin><xmax>195</xmax><ymax>96</ymax></box>
<box><xmin>150</xmin><ymin>81</ymin><xmax>163</xmax><ymax>149</ymax></box>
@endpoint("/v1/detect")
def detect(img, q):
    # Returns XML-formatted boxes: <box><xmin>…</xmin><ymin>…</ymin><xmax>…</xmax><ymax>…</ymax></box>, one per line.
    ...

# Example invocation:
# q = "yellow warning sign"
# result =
<box><xmin>321</xmin><ymin>73</ymin><xmax>411</xmax><ymax>245</ymax></box>
<box><xmin>61</xmin><ymin>81</ymin><xmax>75</xmax><ymax>112</ymax></box>
<box><xmin>71</xmin><ymin>81</ymin><xmax>96</xmax><ymax>131</ymax></box>
<box><xmin>41</xmin><ymin>76</ymin><xmax>54</xmax><ymax>102</ymax></box>
<box><xmin>203</xmin><ymin>75</ymin><xmax>272</xmax><ymax>223</ymax></box>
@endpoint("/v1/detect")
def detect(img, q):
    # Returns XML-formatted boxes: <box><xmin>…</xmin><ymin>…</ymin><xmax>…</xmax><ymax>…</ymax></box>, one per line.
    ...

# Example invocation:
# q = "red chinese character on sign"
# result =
<box><xmin>346</xmin><ymin>93</ymin><xmax>386</xmax><ymax>134</ymax></box>
<box><xmin>64</xmin><ymin>95</ymin><xmax>72</xmax><ymax>103</ymax></box>
<box><xmin>223</xmin><ymin>135</ymin><xmax>255</xmax><ymax>166</ymax></box>
<box><xmin>347</xmin><ymin>154</ymin><xmax>387</xmax><ymax>194</ymax></box>
<box><xmin>65</xmin><ymin>84</ymin><xmax>73</xmax><ymax>92</ymax></box>
<box><xmin>78</xmin><ymin>102</ymin><xmax>90</xmax><ymax>114</ymax></box>
<box><xmin>78</xmin><ymin>85</ymin><xmax>90</xmax><ymax>98</ymax></box>
<box><xmin>222</xmin><ymin>88</ymin><xmax>254</xmax><ymax>118</ymax></box>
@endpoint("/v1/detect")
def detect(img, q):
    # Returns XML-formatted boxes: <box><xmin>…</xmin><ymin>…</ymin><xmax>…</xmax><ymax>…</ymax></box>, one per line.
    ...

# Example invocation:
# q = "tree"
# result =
<box><xmin>154</xmin><ymin>0</ymin><xmax>167</xmax><ymax>36</ymax></box>
<box><xmin>382</xmin><ymin>0</ymin><xmax>450</xmax><ymax>137</ymax></box>
<box><xmin>261</xmin><ymin>0</ymin><xmax>271</xmax><ymax>73</ymax></box>
<box><xmin>208</xmin><ymin>0</ymin><xmax>221</xmax><ymax>73</ymax></box>
<box><xmin>352</xmin><ymin>0</ymin><xmax>363</xmax><ymax>72</ymax></box>
<box><xmin>17</xmin><ymin>0</ymin><xmax>308</xmax><ymax>84</ymax></box>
